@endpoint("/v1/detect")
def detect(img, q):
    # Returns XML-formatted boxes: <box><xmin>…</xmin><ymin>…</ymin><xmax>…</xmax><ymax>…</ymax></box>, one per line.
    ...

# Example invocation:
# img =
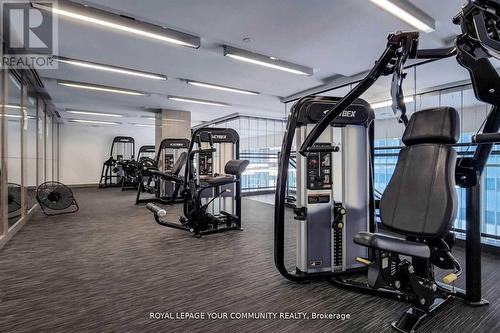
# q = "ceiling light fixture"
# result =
<box><xmin>0</xmin><ymin>104</ymin><xmax>24</xmax><ymax>109</ymax></box>
<box><xmin>132</xmin><ymin>124</ymin><xmax>155</xmax><ymax>127</ymax></box>
<box><xmin>56</xmin><ymin>57</ymin><xmax>167</xmax><ymax>80</ymax></box>
<box><xmin>168</xmin><ymin>96</ymin><xmax>230</xmax><ymax>107</ymax></box>
<box><xmin>58</xmin><ymin>80</ymin><xmax>146</xmax><ymax>96</ymax></box>
<box><xmin>69</xmin><ymin>119</ymin><xmax>120</xmax><ymax>125</ymax></box>
<box><xmin>32</xmin><ymin>0</ymin><xmax>200</xmax><ymax>48</ymax></box>
<box><xmin>223</xmin><ymin>46</ymin><xmax>313</xmax><ymax>76</ymax></box>
<box><xmin>368</xmin><ymin>0</ymin><xmax>435</xmax><ymax>33</ymax></box>
<box><xmin>371</xmin><ymin>97</ymin><xmax>414</xmax><ymax>109</ymax></box>
<box><xmin>164</xmin><ymin>118</ymin><xmax>188</xmax><ymax>122</ymax></box>
<box><xmin>66</xmin><ymin>110</ymin><xmax>124</xmax><ymax>117</ymax></box>
<box><xmin>186</xmin><ymin>80</ymin><xmax>259</xmax><ymax>95</ymax></box>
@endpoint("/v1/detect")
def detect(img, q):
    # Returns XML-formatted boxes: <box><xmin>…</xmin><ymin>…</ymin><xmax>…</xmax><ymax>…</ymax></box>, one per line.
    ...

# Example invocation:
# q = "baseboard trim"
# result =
<box><xmin>67</xmin><ymin>184</ymin><xmax>99</xmax><ymax>189</ymax></box>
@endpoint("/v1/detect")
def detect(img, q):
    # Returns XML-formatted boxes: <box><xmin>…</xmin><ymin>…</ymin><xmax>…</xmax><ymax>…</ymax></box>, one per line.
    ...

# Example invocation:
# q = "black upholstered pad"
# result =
<box><xmin>354</xmin><ymin>232</ymin><xmax>430</xmax><ymax>258</ymax></box>
<box><xmin>224</xmin><ymin>160</ymin><xmax>250</xmax><ymax>176</ymax></box>
<box><xmin>148</xmin><ymin>169</ymin><xmax>184</xmax><ymax>183</ymax></box>
<box><xmin>402</xmin><ymin>107</ymin><xmax>459</xmax><ymax>145</ymax></box>
<box><xmin>380</xmin><ymin>107</ymin><xmax>459</xmax><ymax>238</ymax></box>
<box><xmin>380</xmin><ymin>144</ymin><xmax>458</xmax><ymax>237</ymax></box>
<box><xmin>205</xmin><ymin>175</ymin><xmax>236</xmax><ymax>186</ymax></box>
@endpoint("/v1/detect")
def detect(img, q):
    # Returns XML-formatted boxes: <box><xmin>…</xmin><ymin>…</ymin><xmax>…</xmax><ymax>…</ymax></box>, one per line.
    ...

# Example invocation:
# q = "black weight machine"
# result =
<box><xmin>147</xmin><ymin>128</ymin><xmax>249</xmax><ymax>238</ymax></box>
<box><xmin>119</xmin><ymin>145</ymin><xmax>156</xmax><ymax>191</ymax></box>
<box><xmin>137</xmin><ymin>145</ymin><xmax>156</xmax><ymax>161</ymax></box>
<box><xmin>98</xmin><ymin>136</ymin><xmax>135</xmax><ymax>188</ymax></box>
<box><xmin>275</xmin><ymin>1</ymin><xmax>500</xmax><ymax>332</ymax></box>
<box><xmin>135</xmin><ymin>138</ymin><xmax>190</xmax><ymax>205</ymax></box>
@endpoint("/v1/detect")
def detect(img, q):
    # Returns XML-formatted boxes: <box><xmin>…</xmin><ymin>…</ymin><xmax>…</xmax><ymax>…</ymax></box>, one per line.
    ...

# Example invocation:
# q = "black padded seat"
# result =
<box><xmin>201</xmin><ymin>160</ymin><xmax>249</xmax><ymax>187</ymax></box>
<box><xmin>205</xmin><ymin>175</ymin><xmax>236</xmax><ymax>186</ymax></box>
<box><xmin>225</xmin><ymin>160</ymin><xmax>250</xmax><ymax>176</ymax></box>
<box><xmin>380</xmin><ymin>108</ymin><xmax>459</xmax><ymax>238</ymax></box>
<box><xmin>148</xmin><ymin>169</ymin><xmax>184</xmax><ymax>183</ymax></box>
<box><xmin>354</xmin><ymin>232</ymin><xmax>430</xmax><ymax>258</ymax></box>
<box><xmin>355</xmin><ymin>107</ymin><xmax>460</xmax><ymax>258</ymax></box>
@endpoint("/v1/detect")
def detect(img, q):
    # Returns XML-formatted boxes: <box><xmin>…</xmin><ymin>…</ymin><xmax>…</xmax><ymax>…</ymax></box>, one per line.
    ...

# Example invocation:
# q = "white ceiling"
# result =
<box><xmin>38</xmin><ymin>0</ymin><xmax>472</xmax><ymax>126</ymax></box>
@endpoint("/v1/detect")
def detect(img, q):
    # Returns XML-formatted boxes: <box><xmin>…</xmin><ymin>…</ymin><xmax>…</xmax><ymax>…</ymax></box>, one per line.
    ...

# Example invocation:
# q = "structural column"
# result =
<box><xmin>155</xmin><ymin>109</ymin><xmax>191</xmax><ymax>148</ymax></box>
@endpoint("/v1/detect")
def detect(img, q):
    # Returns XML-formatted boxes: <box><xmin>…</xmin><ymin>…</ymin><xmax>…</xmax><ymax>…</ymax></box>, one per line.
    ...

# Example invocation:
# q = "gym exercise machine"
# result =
<box><xmin>135</xmin><ymin>139</ymin><xmax>190</xmax><ymax>205</ymax></box>
<box><xmin>98</xmin><ymin>136</ymin><xmax>135</xmax><ymax>188</ymax></box>
<box><xmin>137</xmin><ymin>145</ymin><xmax>156</xmax><ymax>161</ymax></box>
<box><xmin>118</xmin><ymin>145</ymin><xmax>157</xmax><ymax>191</ymax></box>
<box><xmin>277</xmin><ymin>96</ymin><xmax>375</xmax><ymax>277</ymax></box>
<box><xmin>147</xmin><ymin>128</ymin><xmax>249</xmax><ymax>237</ymax></box>
<box><xmin>274</xmin><ymin>1</ymin><xmax>500</xmax><ymax>332</ymax></box>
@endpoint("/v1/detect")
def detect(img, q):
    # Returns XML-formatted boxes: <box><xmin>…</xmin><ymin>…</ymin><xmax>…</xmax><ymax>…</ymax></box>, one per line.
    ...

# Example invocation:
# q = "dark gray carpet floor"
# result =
<box><xmin>0</xmin><ymin>188</ymin><xmax>499</xmax><ymax>333</ymax></box>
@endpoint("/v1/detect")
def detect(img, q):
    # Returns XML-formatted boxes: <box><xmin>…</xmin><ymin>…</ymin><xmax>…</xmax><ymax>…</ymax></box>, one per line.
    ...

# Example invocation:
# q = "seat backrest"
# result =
<box><xmin>380</xmin><ymin>107</ymin><xmax>459</xmax><ymax>238</ymax></box>
<box><xmin>224</xmin><ymin>160</ymin><xmax>250</xmax><ymax>177</ymax></box>
<box><xmin>171</xmin><ymin>152</ymin><xmax>188</xmax><ymax>175</ymax></box>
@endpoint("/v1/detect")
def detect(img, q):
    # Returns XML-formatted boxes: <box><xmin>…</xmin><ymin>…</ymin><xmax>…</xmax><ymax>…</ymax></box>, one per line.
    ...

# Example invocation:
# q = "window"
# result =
<box><xmin>7</xmin><ymin>73</ymin><xmax>23</xmax><ymax>228</ymax></box>
<box><xmin>26</xmin><ymin>95</ymin><xmax>37</xmax><ymax>210</ymax></box>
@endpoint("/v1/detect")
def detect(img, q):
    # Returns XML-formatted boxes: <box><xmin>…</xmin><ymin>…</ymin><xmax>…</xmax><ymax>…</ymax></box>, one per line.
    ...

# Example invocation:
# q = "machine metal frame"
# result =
<box><xmin>135</xmin><ymin>138</ymin><xmax>190</xmax><ymax>205</ymax></box>
<box><xmin>98</xmin><ymin>136</ymin><xmax>135</xmax><ymax>188</ymax></box>
<box><xmin>275</xmin><ymin>1</ymin><xmax>500</xmax><ymax>331</ymax></box>
<box><xmin>148</xmin><ymin>128</ymin><xmax>248</xmax><ymax>237</ymax></box>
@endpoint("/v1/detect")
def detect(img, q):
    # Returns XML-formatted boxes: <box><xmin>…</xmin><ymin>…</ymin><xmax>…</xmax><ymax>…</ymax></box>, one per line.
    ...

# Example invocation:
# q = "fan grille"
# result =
<box><xmin>36</xmin><ymin>181</ymin><xmax>74</xmax><ymax>210</ymax></box>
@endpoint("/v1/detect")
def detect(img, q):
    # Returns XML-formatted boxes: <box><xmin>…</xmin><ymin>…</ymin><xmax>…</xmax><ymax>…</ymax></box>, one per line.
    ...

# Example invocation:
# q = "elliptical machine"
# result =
<box><xmin>275</xmin><ymin>1</ymin><xmax>500</xmax><ymax>332</ymax></box>
<box><xmin>147</xmin><ymin>128</ymin><xmax>249</xmax><ymax>237</ymax></box>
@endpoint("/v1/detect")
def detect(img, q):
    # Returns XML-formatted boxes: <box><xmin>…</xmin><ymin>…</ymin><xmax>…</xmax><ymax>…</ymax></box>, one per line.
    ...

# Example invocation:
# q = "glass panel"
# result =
<box><xmin>26</xmin><ymin>94</ymin><xmax>37</xmax><ymax>209</ymax></box>
<box><xmin>7</xmin><ymin>73</ymin><xmax>22</xmax><ymax>227</ymax></box>
<box><xmin>0</xmin><ymin>70</ymin><xmax>4</xmax><ymax>236</ymax></box>
<box><xmin>236</xmin><ymin>116</ymin><xmax>287</xmax><ymax>193</ymax></box>
<box><xmin>53</xmin><ymin>122</ymin><xmax>58</xmax><ymax>181</ymax></box>
<box><xmin>37</xmin><ymin>99</ymin><xmax>45</xmax><ymax>185</ymax></box>
<box><xmin>46</xmin><ymin>112</ymin><xmax>53</xmax><ymax>181</ymax></box>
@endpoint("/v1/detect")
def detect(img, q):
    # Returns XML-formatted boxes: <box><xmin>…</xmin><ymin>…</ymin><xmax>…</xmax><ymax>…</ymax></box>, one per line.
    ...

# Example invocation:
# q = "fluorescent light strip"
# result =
<box><xmin>186</xmin><ymin>80</ymin><xmax>259</xmax><ymax>95</ymax></box>
<box><xmin>70</xmin><ymin>119</ymin><xmax>120</xmax><ymax>125</ymax></box>
<box><xmin>1</xmin><ymin>114</ymin><xmax>35</xmax><ymax>119</ymax></box>
<box><xmin>368</xmin><ymin>0</ymin><xmax>435</xmax><ymax>33</ymax></box>
<box><xmin>32</xmin><ymin>1</ymin><xmax>200</xmax><ymax>48</ymax></box>
<box><xmin>56</xmin><ymin>58</ymin><xmax>167</xmax><ymax>80</ymax></box>
<box><xmin>164</xmin><ymin>118</ymin><xmax>188</xmax><ymax>122</ymax></box>
<box><xmin>168</xmin><ymin>96</ymin><xmax>229</xmax><ymax>107</ymax></box>
<box><xmin>371</xmin><ymin>97</ymin><xmax>414</xmax><ymax>109</ymax></box>
<box><xmin>225</xmin><ymin>54</ymin><xmax>309</xmax><ymax>75</ymax></box>
<box><xmin>66</xmin><ymin>110</ymin><xmax>124</xmax><ymax>117</ymax></box>
<box><xmin>132</xmin><ymin>124</ymin><xmax>155</xmax><ymax>127</ymax></box>
<box><xmin>0</xmin><ymin>104</ymin><xmax>23</xmax><ymax>109</ymax></box>
<box><xmin>224</xmin><ymin>46</ymin><xmax>313</xmax><ymax>76</ymax></box>
<box><xmin>58</xmin><ymin>81</ymin><xmax>145</xmax><ymax>96</ymax></box>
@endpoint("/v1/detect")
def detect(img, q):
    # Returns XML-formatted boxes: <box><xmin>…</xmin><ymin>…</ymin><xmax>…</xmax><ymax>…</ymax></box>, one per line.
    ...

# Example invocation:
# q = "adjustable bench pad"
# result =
<box><xmin>354</xmin><ymin>232</ymin><xmax>431</xmax><ymax>258</ymax></box>
<box><xmin>205</xmin><ymin>175</ymin><xmax>236</xmax><ymax>186</ymax></box>
<box><xmin>148</xmin><ymin>169</ymin><xmax>184</xmax><ymax>183</ymax></box>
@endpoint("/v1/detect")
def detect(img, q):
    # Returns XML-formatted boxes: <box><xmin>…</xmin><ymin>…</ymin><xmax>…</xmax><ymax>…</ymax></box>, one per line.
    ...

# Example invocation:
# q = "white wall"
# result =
<box><xmin>59</xmin><ymin>123</ymin><xmax>155</xmax><ymax>185</ymax></box>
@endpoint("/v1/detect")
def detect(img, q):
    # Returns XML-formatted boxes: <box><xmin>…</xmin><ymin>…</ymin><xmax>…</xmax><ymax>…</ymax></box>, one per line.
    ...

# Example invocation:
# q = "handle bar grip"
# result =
<box><xmin>146</xmin><ymin>203</ymin><xmax>167</xmax><ymax>217</ymax></box>
<box><xmin>191</xmin><ymin>148</ymin><xmax>217</xmax><ymax>154</ymax></box>
<box><xmin>472</xmin><ymin>133</ymin><xmax>500</xmax><ymax>144</ymax></box>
